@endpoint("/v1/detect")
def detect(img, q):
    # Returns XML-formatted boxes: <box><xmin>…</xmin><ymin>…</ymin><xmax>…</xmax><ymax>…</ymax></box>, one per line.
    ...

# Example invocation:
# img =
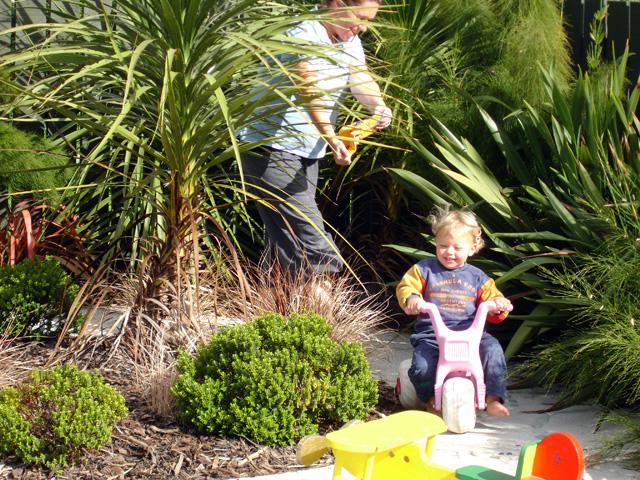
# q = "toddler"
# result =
<box><xmin>396</xmin><ymin>207</ymin><xmax>511</xmax><ymax>416</ymax></box>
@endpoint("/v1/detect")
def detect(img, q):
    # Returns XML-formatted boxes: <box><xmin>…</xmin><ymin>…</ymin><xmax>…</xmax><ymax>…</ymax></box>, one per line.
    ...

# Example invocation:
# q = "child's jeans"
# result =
<box><xmin>408</xmin><ymin>331</ymin><xmax>508</xmax><ymax>404</ymax></box>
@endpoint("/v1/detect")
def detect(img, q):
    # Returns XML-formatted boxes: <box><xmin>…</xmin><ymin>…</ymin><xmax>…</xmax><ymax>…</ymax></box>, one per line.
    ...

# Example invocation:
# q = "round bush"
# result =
<box><xmin>0</xmin><ymin>257</ymin><xmax>81</xmax><ymax>337</ymax></box>
<box><xmin>0</xmin><ymin>364</ymin><xmax>128</xmax><ymax>470</ymax></box>
<box><xmin>0</xmin><ymin>122</ymin><xmax>74</xmax><ymax>205</ymax></box>
<box><xmin>171</xmin><ymin>312</ymin><xmax>378</xmax><ymax>446</ymax></box>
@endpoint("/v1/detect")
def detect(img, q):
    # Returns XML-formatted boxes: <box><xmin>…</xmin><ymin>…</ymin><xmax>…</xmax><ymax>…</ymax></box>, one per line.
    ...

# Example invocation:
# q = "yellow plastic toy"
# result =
<box><xmin>297</xmin><ymin>410</ymin><xmax>456</xmax><ymax>480</ymax></box>
<box><xmin>337</xmin><ymin>116</ymin><xmax>381</xmax><ymax>154</ymax></box>
<box><xmin>296</xmin><ymin>412</ymin><xmax>586</xmax><ymax>480</ymax></box>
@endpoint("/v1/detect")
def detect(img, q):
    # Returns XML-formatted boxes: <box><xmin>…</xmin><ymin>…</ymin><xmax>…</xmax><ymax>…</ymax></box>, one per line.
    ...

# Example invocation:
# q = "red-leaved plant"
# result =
<box><xmin>0</xmin><ymin>198</ymin><xmax>91</xmax><ymax>275</ymax></box>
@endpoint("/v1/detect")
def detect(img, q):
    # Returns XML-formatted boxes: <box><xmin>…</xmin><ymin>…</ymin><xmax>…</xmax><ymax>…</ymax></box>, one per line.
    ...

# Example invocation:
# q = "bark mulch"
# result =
<box><xmin>1</xmin><ymin>343</ymin><xmax>402</xmax><ymax>480</ymax></box>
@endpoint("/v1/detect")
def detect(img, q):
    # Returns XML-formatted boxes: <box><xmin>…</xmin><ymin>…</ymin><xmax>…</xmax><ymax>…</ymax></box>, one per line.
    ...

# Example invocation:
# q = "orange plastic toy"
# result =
<box><xmin>531</xmin><ymin>432</ymin><xmax>586</xmax><ymax>480</ymax></box>
<box><xmin>456</xmin><ymin>431</ymin><xmax>585</xmax><ymax>480</ymax></box>
<box><xmin>337</xmin><ymin>116</ymin><xmax>380</xmax><ymax>154</ymax></box>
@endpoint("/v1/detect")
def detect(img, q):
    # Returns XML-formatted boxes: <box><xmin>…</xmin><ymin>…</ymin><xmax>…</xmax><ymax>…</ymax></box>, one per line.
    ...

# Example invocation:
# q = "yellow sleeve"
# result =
<box><xmin>480</xmin><ymin>278</ymin><xmax>508</xmax><ymax>324</ymax></box>
<box><xmin>396</xmin><ymin>264</ymin><xmax>425</xmax><ymax>308</ymax></box>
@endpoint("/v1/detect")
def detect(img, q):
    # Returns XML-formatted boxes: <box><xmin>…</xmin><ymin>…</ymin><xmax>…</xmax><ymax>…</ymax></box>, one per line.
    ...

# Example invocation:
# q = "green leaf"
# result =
<box><xmin>386</xmin><ymin>167</ymin><xmax>455</xmax><ymax>206</ymax></box>
<box><xmin>504</xmin><ymin>322</ymin><xmax>540</xmax><ymax>360</ymax></box>
<box><xmin>495</xmin><ymin>256</ymin><xmax>561</xmax><ymax>285</ymax></box>
<box><xmin>384</xmin><ymin>243</ymin><xmax>433</xmax><ymax>260</ymax></box>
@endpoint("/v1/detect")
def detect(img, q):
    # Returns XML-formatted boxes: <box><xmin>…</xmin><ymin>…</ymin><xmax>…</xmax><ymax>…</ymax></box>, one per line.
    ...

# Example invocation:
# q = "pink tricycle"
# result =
<box><xmin>396</xmin><ymin>300</ymin><xmax>512</xmax><ymax>433</ymax></box>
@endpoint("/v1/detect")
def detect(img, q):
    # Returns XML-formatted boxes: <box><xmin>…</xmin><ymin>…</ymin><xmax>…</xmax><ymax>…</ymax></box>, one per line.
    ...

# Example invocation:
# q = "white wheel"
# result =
<box><xmin>396</xmin><ymin>359</ymin><xmax>426</xmax><ymax>409</ymax></box>
<box><xmin>442</xmin><ymin>377</ymin><xmax>476</xmax><ymax>433</ymax></box>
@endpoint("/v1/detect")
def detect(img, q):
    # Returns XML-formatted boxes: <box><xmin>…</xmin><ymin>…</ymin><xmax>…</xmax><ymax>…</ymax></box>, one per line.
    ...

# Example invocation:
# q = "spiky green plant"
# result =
<box><xmin>0</xmin><ymin>0</ymin><xmax>337</xmax><ymax>331</ymax></box>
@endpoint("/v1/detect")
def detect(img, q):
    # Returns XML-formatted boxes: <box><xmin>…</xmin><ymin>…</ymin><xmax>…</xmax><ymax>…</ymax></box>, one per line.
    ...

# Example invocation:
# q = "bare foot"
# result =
<box><xmin>486</xmin><ymin>396</ymin><xmax>510</xmax><ymax>416</ymax></box>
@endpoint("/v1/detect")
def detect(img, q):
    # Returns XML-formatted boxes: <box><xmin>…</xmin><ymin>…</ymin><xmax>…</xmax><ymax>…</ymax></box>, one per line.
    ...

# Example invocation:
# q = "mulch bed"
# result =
<box><xmin>2</xmin><ymin>342</ymin><xmax>403</xmax><ymax>480</ymax></box>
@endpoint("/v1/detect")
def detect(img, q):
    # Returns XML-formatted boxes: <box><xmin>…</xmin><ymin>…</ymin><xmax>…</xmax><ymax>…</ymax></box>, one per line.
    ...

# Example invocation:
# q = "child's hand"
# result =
<box><xmin>403</xmin><ymin>295</ymin><xmax>423</xmax><ymax>315</ymax></box>
<box><xmin>489</xmin><ymin>297</ymin><xmax>512</xmax><ymax>316</ymax></box>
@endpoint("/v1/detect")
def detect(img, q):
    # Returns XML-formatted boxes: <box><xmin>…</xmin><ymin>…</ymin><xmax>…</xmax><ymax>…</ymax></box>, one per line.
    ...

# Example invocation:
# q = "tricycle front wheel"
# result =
<box><xmin>442</xmin><ymin>377</ymin><xmax>476</xmax><ymax>433</ymax></box>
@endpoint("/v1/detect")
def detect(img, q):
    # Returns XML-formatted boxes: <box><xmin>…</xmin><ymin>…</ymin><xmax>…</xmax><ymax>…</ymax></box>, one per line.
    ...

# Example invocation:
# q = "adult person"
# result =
<box><xmin>238</xmin><ymin>0</ymin><xmax>392</xmax><ymax>276</ymax></box>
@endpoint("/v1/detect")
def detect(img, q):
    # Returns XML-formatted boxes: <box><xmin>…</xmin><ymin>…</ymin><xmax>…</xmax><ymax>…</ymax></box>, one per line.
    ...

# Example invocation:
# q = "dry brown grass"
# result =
<box><xmin>65</xmin><ymin>273</ymin><xmax>210</xmax><ymax>418</ymax></box>
<box><xmin>60</xmin><ymin>253</ymin><xmax>391</xmax><ymax>415</ymax></box>
<box><xmin>67</xmin><ymin>271</ymin><xmax>209</xmax><ymax>355</ymax></box>
<box><xmin>0</xmin><ymin>326</ymin><xmax>39</xmax><ymax>387</ymax></box>
<box><xmin>64</xmin><ymin>238</ymin><xmax>393</xmax><ymax>345</ymax></box>
<box><xmin>216</xmin><ymin>258</ymin><xmax>392</xmax><ymax>343</ymax></box>
<box><xmin>124</xmin><ymin>322</ymin><xmax>190</xmax><ymax>419</ymax></box>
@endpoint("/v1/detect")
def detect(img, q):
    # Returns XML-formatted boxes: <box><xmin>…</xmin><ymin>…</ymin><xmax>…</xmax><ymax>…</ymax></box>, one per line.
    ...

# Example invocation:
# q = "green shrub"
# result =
<box><xmin>0</xmin><ymin>364</ymin><xmax>128</xmax><ymax>470</ymax></box>
<box><xmin>0</xmin><ymin>257</ymin><xmax>81</xmax><ymax>337</ymax></box>
<box><xmin>172</xmin><ymin>312</ymin><xmax>378</xmax><ymax>446</ymax></box>
<box><xmin>0</xmin><ymin>122</ymin><xmax>74</xmax><ymax>204</ymax></box>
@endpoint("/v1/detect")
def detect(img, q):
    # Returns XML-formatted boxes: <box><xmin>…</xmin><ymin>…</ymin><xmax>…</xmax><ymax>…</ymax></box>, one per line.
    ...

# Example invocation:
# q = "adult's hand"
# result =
<box><xmin>373</xmin><ymin>104</ymin><xmax>392</xmax><ymax>129</ymax></box>
<box><xmin>329</xmin><ymin>138</ymin><xmax>352</xmax><ymax>166</ymax></box>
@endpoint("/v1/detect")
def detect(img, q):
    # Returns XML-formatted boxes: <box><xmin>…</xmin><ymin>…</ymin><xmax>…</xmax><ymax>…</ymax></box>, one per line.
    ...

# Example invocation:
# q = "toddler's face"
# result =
<box><xmin>435</xmin><ymin>227</ymin><xmax>476</xmax><ymax>270</ymax></box>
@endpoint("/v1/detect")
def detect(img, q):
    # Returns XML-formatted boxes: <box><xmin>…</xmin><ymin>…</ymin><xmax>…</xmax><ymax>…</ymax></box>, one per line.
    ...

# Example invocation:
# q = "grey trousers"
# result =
<box><xmin>240</xmin><ymin>147</ymin><xmax>343</xmax><ymax>275</ymax></box>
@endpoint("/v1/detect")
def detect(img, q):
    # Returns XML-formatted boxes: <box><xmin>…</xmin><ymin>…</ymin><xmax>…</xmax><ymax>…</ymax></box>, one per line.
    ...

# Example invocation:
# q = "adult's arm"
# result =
<box><xmin>296</xmin><ymin>59</ymin><xmax>353</xmax><ymax>165</ymax></box>
<box><xmin>349</xmin><ymin>65</ymin><xmax>392</xmax><ymax>129</ymax></box>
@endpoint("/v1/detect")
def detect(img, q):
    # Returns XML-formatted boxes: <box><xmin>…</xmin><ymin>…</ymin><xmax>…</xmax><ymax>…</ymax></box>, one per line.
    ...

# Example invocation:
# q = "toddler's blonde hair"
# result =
<box><xmin>429</xmin><ymin>206</ymin><xmax>485</xmax><ymax>253</ymax></box>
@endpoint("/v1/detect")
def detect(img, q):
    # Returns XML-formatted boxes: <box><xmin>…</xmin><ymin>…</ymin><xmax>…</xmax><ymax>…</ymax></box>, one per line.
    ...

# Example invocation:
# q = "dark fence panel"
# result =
<box><xmin>629</xmin><ymin>2</ymin><xmax>640</xmax><ymax>83</ymax></box>
<box><xmin>562</xmin><ymin>0</ymin><xmax>586</xmax><ymax>69</ymax></box>
<box><xmin>563</xmin><ymin>0</ymin><xmax>640</xmax><ymax>84</ymax></box>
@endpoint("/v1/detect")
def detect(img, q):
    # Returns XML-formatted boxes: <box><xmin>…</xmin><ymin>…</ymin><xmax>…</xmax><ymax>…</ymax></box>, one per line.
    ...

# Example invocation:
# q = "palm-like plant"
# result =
<box><xmin>0</xmin><ymin>0</ymin><xmax>314</xmax><ymax>330</ymax></box>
